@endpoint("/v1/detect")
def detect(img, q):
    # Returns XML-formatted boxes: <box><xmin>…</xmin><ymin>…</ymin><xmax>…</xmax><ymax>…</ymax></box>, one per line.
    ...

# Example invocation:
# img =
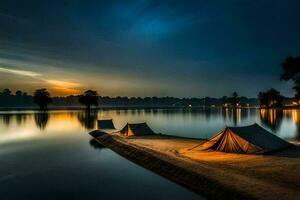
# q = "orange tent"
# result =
<box><xmin>194</xmin><ymin>124</ymin><xmax>291</xmax><ymax>154</ymax></box>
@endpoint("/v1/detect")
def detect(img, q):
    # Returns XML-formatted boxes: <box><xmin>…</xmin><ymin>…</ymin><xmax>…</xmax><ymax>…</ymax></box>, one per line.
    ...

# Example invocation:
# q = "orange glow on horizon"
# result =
<box><xmin>46</xmin><ymin>80</ymin><xmax>83</xmax><ymax>96</ymax></box>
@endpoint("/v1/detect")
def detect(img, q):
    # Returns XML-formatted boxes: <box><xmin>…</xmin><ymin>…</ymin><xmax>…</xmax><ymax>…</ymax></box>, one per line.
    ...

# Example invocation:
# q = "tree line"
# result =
<box><xmin>1</xmin><ymin>56</ymin><xmax>299</xmax><ymax>109</ymax></box>
<box><xmin>0</xmin><ymin>88</ymin><xmax>257</xmax><ymax>110</ymax></box>
<box><xmin>258</xmin><ymin>56</ymin><xmax>300</xmax><ymax>108</ymax></box>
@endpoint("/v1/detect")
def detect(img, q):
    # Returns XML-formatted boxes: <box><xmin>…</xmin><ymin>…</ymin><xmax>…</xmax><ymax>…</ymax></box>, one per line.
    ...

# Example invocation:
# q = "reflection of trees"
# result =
<box><xmin>16</xmin><ymin>114</ymin><xmax>28</xmax><ymax>125</ymax></box>
<box><xmin>77</xmin><ymin>110</ymin><xmax>98</xmax><ymax>130</ymax></box>
<box><xmin>221</xmin><ymin>108</ymin><xmax>228</xmax><ymax>120</ymax></box>
<box><xmin>241</xmin><ymin>109</ymin><xmax>249</xmax><ymax>121</ymax></box>
<box><xmin>291</xmin><ymin>110</ymin><xmax>300</xmax><ymax>140</ymax></box>
<box><xmin>89</xmin><ymin>139</ymin><xmax>105</xmax><ymax>150</ymax></box>
<box><xmin>259</xmin><ymin>109</ymin><xmax>283</xmax><ymax>132</ymax></box>
<box><xmin>1</xmin><ymin>114</ymin><xmax>12</xmax><ymax>127</ymax></box>
<box><xmin>232</xmin><ymin>108</ymin><xmax>241</xmax><ymax>126</ymax></box>
<box><xmin>34</xmin><ymin>112</ymin><xmax>49</xmax><ymax>130</ymax></box>
<box><xmin>204</xmin><ymin>108</ymin><xmax>211</xmax><ymax>120</ymax></box>
<box><xmin>222</xmin><ymin>108</ymin><xmax>245</xmax><ymax>126</ymax></box>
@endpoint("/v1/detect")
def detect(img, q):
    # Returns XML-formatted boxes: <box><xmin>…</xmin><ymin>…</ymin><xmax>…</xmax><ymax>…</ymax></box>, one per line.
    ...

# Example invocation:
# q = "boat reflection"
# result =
<box><xmin>89</xmin><ymin>138</ymin><xmax>105</xmax><ymax>150</ymax></box>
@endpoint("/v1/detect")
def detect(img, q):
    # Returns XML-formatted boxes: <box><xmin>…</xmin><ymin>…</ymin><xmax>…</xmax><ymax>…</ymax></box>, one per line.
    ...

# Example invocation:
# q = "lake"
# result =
<box><xmin>0</xmin><ymin>108</ymin><xmax>299</xmax><ymax>200</ymax></box>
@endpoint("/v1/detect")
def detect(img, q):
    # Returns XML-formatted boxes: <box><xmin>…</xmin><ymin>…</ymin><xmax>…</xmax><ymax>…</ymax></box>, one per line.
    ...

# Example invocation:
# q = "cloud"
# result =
<box><xmin>0</xmin><ymin>65</ymin><xmax>83</xmax><ymax>95</ymax></box>
<box><xmin>45</xmin><ymin>80</ymin><xmax>82</xmax><ymax>88</ymax></box>
<box><xmin>0</xmin><ymin>67</ymin><xmax>41</xmax><ymax>77</ymax></box>
<box><xmin>45</xmin><ymin>80</ymin><xmax>83</xmax><ymax>95</ymax></box>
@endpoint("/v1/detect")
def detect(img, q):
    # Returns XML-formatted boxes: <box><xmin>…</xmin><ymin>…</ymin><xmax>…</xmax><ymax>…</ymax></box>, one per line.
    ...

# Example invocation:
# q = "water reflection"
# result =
<box><xmin>77</xmin><ymin>110</ymin><xmax>98</xmax><ymax>130</ymax></box>
<box><xmin>34</xmin><ymin>112</ymin><xmax>49</xmax><ymax>130</ymax></box>
<box><xmin>16</xmin><ymin>113</ymin><xmax>28</xmax><ymax>125</ymax></box>
<box><xmin>259</xmin><ymin>109</ymin><xmax>283</xmax><ymax>132</ymax></box>
<box><xmin>1</xmin><ymin>114</ymin><xmax>12</xmax><ymax>127</ymax></box>
<box><xmin>0</xmin><ymin>109</ymin><xmax>299</xmax><ymax>141</ymax></box>
<box><xmin>284</xmin><ymin>110</ymin><xmax>300</xmax><ymax>139</ymax></box>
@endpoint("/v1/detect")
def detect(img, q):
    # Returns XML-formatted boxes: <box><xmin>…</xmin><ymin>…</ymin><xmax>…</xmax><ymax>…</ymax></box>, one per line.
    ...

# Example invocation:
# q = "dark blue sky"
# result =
<box><xmin>0</xmin><ymin>0</ymin><xmax>299</xmax><ymax>97</ymax></box>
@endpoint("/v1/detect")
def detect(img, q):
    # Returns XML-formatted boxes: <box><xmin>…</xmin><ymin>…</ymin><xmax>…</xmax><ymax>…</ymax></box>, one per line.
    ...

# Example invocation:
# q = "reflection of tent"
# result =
<box><xmin>120</xmin><ymin>123</ymin><xmax>156</xmax><ymax>136</ymax></box>
<box><xmin>194</xmin><ymin>124</ymin><xmax>291</xmax><ymax>154</ymax></box>
<box><xmin>97</xmin><ymin>119</ymin><xmax>115</xmax><ymax>129</ymax></box>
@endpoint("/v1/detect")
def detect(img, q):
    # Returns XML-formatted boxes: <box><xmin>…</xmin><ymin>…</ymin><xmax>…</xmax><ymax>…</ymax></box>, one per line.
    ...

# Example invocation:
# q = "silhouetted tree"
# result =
<box><xmin>33</xmin><ymin>89</ymin><xmax>52</xmax><ymax>110</ymax></box>
<box><xmin>2</xmin><ymin>88</ymin><xmax>11</xmax><ymax>96</ymax></box>
<box><xmin>78</xmin><ymin>90</ymin><xmax>98</xmax><ymax>110</ymax></box>
<box><xmin>232</xmin><ymin>92</ymin><xmax>238</xmax><ymax>99</ymax></box>
<box><xmin>15</xmin><ymin>90</ymin><xmax>22</xmax><ymax>96</ymax></box>
<box><xmin>231</xmin><ymin>92</ymin><xmax>240</xmax><ymax>107</ymax></box>
<box><xmin>281</xmin><ymin>56</ymin><xmax>300</xmax><ymax>99</ymax></box>
<box><xmin>258</xmin><ymin>88</ymin><xmax>283</xmax><ymax>108</ymax></box>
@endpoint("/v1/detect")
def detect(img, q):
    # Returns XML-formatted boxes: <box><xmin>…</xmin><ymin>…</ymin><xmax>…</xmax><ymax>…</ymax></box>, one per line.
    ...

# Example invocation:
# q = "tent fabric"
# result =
<box><xmin>195</xmin><ymin>123</ymin><xmax>291</xmax><ymax>154</ymax></box>
<box><xmin>97</xmin><ymin>119</ymin><xmax>115</xmax><ymax>129</ymax></box>
<box><xmin>120</xmin><ymin>123</ymin><xmax>156</xmax><ymax>136</ymax></box>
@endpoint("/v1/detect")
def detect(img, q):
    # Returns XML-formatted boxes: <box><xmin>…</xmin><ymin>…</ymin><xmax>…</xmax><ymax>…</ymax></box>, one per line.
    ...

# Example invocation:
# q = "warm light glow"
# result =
<box><xmin>46</xmin><ymin>80</ymin><xmax>82</xmax><ymax>96</ymax></box>
<box><xmin>292</xmin><ymin>110</ymin><xmax>300</xmax><ymax>124</ymax></box>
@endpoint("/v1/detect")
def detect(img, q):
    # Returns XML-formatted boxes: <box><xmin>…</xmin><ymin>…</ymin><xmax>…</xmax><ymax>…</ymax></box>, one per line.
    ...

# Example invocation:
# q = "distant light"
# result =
<box><xmin>188</xmin><ymin>104</ymin><xmax>192</xmax><ymax>107</ymax></box>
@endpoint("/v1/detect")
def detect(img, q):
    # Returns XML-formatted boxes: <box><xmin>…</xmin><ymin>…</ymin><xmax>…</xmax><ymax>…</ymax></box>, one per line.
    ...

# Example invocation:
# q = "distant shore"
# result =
<box><xmin>90</xmin><ymin>132</ymin><xmax>300</xmax><ymax>200</ymax></box>
<box><xmin>0</xmin><ymin>106</ymin><xmax>253</xmax><ymax>112</ymax></box>
<box><xmin>3</xmin><ymin>105</ymin><xmax>300</xmax><ymax>112</ymax></box>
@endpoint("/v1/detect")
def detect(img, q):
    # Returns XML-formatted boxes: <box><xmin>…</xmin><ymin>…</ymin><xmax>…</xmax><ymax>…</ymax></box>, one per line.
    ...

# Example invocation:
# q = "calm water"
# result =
<box><xmin>0</xmin><ymin>108</ymin><xmax>299</xmax><ymax>200</ymax></box>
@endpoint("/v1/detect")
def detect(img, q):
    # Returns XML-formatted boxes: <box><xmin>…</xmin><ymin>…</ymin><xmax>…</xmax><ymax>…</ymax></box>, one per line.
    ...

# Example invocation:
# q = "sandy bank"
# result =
<box><xmin>89</xmin><ymin>131</ymin><xmax>300</xmax><ymax>200</ymax></box>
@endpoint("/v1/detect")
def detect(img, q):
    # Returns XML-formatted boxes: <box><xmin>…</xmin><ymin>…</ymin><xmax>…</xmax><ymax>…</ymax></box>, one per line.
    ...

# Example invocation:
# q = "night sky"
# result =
<box><xmin>0</xmin><ymin>0</ymin><xmax>299</xmax><ymax>97</ymax></box>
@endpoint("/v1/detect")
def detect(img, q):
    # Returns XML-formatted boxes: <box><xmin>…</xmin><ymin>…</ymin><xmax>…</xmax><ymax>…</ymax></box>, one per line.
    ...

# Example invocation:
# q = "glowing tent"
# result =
<box><xmin>194</xmin><ymin>124</ymin><xmax>291</xmax><ymax>154</ymax></box>
<box><xmin>97</xmin><ymin>119</ymin><xmax>116</xmax><ymax>129</ymax></box>
<box><xmin>120</xmin><ymin>123</ymin><xmax>156</xmax><ymax>136</ymax></box>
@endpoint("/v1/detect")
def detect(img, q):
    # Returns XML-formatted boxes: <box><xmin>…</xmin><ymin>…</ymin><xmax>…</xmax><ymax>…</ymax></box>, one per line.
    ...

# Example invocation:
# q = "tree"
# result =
<box><xmin>2</xmin><ymin>88</ymin><xmax>12</xmax><ymax>96</ymax></box>
<box><xmin>231</xmin><ymin>92</ymin><xmax>240</xmax><ymax>107</ymax></box>
<box><xmin>15</xmin><ymin>90</ymin><xmax>22</xmax><ymax>96</ymax></box>
<box><xmin>232</xmin><ymin>92</ymin><xmax>238</xmax><ymax>99</ymax></box>
<box><xmin>258</xmin><ymin>88</ymin><xmax>283</xmax><ymax>108</ymax></box>
<box><xmin>78</xmin><ymin>90</ymin><xmax>99</xmax><ymax>110</ymax></box>
<box><xmin>33</xmin><ymin>89</ymin><xmax>52</xmax><ymax>110</ymax></box>
<box><xmin>222</xmin><ymin>96</ymin><xmax>228</xmax><ymax>107</ymax></box>
<box><xmin>281</xmin><ymin>56</ymin><xmax>300</xmax><ymax>99</ymax></box>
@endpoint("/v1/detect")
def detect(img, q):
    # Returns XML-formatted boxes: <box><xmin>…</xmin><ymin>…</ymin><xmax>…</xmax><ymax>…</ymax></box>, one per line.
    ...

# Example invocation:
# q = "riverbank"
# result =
<box><xmin>89</xmin><ymin>131</ymin><xmax>300</xmax><ymax>200</ymax></box>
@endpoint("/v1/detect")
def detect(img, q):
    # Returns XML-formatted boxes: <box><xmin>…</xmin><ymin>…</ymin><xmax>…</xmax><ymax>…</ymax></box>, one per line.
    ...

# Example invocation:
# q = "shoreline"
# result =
<box><xmin>90</xmin><ymin>131</ymin><xmax>300</xmax><ymax>200</ymax></box>
<box><xmin>92</xmin><ymin>133</ymin><xmax>252</xmax><ymax>200</ymax></box>
<box><xmin>2</xmin><ymin>105</ymin><xmax>300</xmax><ymax>112</ymax></box>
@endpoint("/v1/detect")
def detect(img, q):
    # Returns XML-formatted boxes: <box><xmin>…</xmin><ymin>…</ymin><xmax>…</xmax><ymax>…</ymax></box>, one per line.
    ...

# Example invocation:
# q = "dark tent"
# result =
<box><xmin>97</xmin><ymin>119</ymin><xmax>115</xmax><ymax>129</ymax></box>
<box><xmin>194</xmin><ymin>123</ymin><xmax>291</xmax><ymax>154</ymax></box>
<box><xmin>120</xmin><ymin>123</ymin><xmax>156</xmax><ymax>136</ymax></box>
